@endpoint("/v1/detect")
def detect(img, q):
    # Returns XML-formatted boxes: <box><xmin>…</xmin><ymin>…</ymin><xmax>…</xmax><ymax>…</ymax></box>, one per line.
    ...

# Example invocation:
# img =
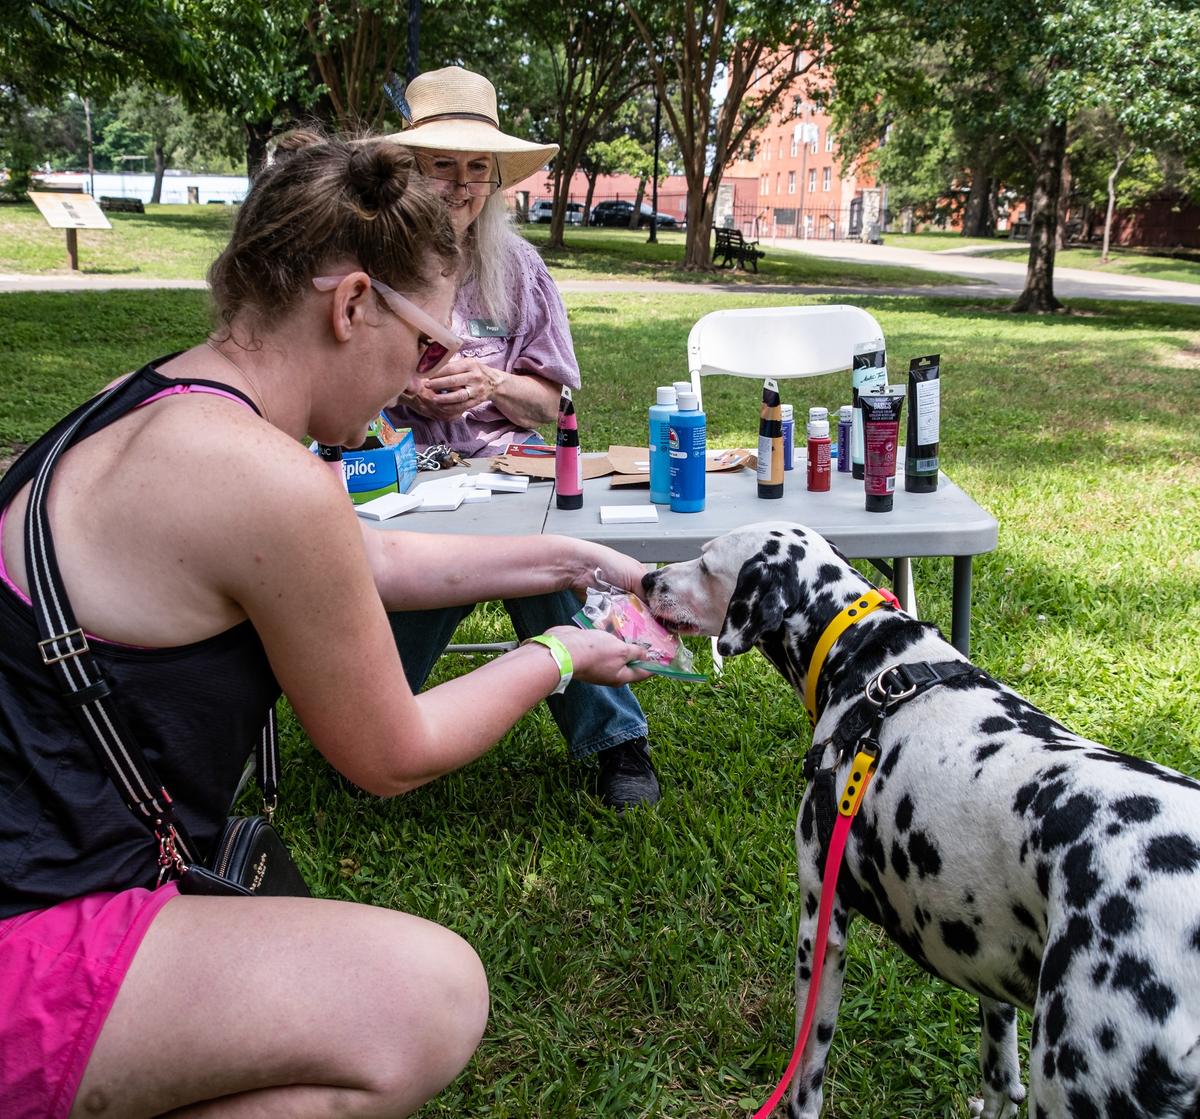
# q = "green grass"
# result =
<box><xmin>877</xmin><ymin>231</ymin><xmax>1015</xmax><ymax>253</ymax></box>
<box><xmin>3</xmin><ymin>289</ymin><xmax>1200</xmax><ymax>1116</ymax></box>
<box><xmin>984</xmin><ymin>244</ymin><xmax>1200</xmax><ymax>285</ymax></box>
<box><xmin>0</xmin><ymin>201</ymin><xmax>232</xmax><ymax>278</ymax></box>
<box><xmin>0</xmin><ymin>201</ymin><xmax>971</xmax><ymax>288</ymax></box>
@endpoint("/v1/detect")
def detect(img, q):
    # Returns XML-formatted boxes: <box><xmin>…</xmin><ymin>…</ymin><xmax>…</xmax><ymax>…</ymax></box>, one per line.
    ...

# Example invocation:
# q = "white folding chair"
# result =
<box><xmin>682</xmin><ymin>305</ymin><xmax>917</xmax><ymax>669</ymax></box>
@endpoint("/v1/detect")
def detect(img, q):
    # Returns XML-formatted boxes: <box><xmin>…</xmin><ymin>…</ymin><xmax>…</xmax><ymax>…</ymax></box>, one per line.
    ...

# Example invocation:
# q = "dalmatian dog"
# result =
<box><xmin>642</xmin><ymin>521</ymin><xmax>1200</xmax><ymax>1118</ymax></box>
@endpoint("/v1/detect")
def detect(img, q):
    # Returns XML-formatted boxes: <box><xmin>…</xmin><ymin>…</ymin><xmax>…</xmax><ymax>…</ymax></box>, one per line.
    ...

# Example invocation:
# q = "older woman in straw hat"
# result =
<box><xmin>384</xmin><ymin>66</ymin><xmax>660</xmax><ymax>811</ymax></box>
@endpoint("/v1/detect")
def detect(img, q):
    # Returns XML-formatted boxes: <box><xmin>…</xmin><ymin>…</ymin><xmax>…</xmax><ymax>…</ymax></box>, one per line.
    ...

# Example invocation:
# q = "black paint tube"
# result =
<box><xmin>904</xmin><ymin>354</ymin><xmax>940</xmax><ymax>494</ymax></box>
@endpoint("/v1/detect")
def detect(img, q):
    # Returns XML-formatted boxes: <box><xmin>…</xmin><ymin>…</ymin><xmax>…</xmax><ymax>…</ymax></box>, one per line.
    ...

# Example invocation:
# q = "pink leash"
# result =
<box><xmin>752</xmin><ymin>750</ymin><xmax>877</xmax><ymax>1118</ymax></box>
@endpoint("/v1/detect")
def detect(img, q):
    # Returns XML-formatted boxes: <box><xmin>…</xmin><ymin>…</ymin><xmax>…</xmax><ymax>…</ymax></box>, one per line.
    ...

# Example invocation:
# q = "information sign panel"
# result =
<box><xmin>27</xmin><ymin>192</ymin><xmax>112</xmax><ymax>230</ymax></box>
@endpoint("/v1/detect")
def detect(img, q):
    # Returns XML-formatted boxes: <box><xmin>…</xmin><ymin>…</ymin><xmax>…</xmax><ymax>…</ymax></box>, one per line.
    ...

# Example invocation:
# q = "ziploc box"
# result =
<box><xmin>320</xmin><ymin>414</ymin><xmax>418</xmax><ymax>505</ymax></box>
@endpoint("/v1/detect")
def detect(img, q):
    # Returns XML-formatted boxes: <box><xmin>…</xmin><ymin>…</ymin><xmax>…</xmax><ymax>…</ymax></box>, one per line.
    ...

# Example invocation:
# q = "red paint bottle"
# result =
<box><xmin>806</xmin><ymin>418</ymin><xmax>831</xmax><ymax>492</ymax></box>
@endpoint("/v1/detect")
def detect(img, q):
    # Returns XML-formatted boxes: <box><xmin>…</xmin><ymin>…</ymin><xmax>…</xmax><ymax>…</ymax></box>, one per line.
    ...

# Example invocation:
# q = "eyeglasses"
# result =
<box><xmin>312</xmin><ymin>274</ymin><xmax>463</xmax><ymax>377</ymax></box>
<box><xmin>422</xmin><ymin>173</ymin><xmax>502</xmax><ymax>197</ymax></box>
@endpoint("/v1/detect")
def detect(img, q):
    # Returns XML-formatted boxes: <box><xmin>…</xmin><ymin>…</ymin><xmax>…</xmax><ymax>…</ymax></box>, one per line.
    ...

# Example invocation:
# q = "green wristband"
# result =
<box><xmin>524</xmin><ymin>634</ymin><xmax>574</xmax><ymax>695</ymax></box>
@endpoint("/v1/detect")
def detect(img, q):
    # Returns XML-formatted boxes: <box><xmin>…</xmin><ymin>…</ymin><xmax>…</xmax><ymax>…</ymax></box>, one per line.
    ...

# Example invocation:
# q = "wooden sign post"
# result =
<box><xmin>27</xmin><ymin>192</ymin><xmax>112</xmax><ymax>271</ymax></box>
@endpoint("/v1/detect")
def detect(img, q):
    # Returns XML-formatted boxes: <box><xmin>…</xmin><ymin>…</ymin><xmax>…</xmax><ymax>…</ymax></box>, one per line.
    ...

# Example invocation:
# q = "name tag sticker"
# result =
<box><xmin>468</xmin><ymin>318</ymin><xmax>509</xmax><ymax>338</ymax></box>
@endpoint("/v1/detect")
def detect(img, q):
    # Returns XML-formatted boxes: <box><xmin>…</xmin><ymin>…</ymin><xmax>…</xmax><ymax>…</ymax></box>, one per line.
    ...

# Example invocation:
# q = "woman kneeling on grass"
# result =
<box><xmin>0</xmin><ymin>133</ymin><xmax>649</xmax><ymax>1118</ymax></box>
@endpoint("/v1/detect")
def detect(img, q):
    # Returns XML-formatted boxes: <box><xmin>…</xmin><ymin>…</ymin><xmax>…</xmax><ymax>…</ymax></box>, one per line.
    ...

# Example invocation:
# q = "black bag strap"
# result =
<box><xmin>19</xmin><ymin>367</ymin><xmax>278</xmax><ymax>874</ymax></box>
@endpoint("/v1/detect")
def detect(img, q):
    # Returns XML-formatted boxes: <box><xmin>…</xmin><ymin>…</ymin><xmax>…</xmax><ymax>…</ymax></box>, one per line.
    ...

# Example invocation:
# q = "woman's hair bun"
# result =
<box><xmin>346</xmin><ymin>143</ymin><xmax>412</xmax><ymax>214</ymax></box>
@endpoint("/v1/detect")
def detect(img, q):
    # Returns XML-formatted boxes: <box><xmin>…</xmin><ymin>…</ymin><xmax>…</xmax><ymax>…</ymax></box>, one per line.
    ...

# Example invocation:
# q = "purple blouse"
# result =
<box><xmin>386</xmin><ymin>236</ymin><xmax>580</xmax><ymax>457</ymax></box>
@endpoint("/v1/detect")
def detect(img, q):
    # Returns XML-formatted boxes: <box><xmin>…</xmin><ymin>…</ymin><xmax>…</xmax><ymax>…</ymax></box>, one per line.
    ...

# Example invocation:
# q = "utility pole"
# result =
<box><xmin>83</xmin><ymin>97</ymin><xmax>95</xmax><ymax>199</ymax></box>
<box><xmin>648</xmin><ymin>94</ymin><xmax>661</xmax><ymax>244</ymax></box>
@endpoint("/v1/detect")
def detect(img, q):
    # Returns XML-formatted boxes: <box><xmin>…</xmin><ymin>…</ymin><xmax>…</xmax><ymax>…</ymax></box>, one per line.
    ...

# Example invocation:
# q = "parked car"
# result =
<box><xmin>590</xmin><ymin>200</ymin><xmax>679</xmax><ymax>229</ymax></box>
<box><xmin>529</xmin><ymin>199</ymin><xmax>583</xmax><ymax>224</ymax></box>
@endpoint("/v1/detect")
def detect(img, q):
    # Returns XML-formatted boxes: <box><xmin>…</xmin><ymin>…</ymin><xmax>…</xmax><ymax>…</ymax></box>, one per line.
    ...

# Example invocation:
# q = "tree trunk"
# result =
<box><xmin>582</xmin><ymin>172</ymin><xmax>598</xmax><ymax>226</ymax></box>
<box><xmin>1101</xmin><ymin>147</ymin><xmax>1132</xmax><ymax>265</ymax></box>
<box><xmin>1055</xmin><ymin>149</ymin><xmax>1072</xmax><ymax>251</ymax></box>
<box><xmin>245</xmin><ymin>117</ymin><xmax>275</xmax><ymax>181</ymax></box>
<box><xmin>962</xmin><ymin>163</ymin><xmax>992</xmax><ymax>237</ymax></box>
<box><xmin>682</xmin><ymin>177</ymin><xmax>718</xmax><ymax>269</ymax></box>
<box><xmin>547</xmin><ymin>163</ymin><xmax>566</xmax><ymax>249</ymax></box>
<box><xmin>629</xmin><ymin>176</ymin><xmax>647</xmax><ymax>229</ymax></box>
<box><xmin>150</xmin><ymin>139</ymin><xmax>166</xmax><ymax>205</ymax></box>
<box><xmin>1010</xmin><ymin>121</ymin><xmax>1066</xmax><ymax>314</ymax></box>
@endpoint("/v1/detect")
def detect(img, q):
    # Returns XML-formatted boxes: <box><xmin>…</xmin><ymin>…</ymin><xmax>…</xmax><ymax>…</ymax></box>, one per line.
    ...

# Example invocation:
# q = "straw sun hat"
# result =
<box><xmin>387</xmin><ymin>66</ymin><xmax>558</xmax><ymax>188</ymax></box>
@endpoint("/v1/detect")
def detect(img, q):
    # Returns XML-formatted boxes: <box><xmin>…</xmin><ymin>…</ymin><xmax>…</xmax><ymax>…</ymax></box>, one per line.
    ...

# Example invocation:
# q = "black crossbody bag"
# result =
<box><xmin>21</xmin><ymin>375</ymin><xmax>309</xmax><ymax>898</ymax></box>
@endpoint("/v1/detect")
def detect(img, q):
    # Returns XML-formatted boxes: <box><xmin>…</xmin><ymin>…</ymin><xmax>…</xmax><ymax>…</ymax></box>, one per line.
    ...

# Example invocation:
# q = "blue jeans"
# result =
<box><xmin>388</xmin><ymin>590</ymin><xmax>649</xmax><ymax>759</ymax></box>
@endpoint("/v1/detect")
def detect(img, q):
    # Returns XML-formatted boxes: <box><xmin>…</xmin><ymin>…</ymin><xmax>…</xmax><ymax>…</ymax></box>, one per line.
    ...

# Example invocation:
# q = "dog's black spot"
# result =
<box><xmin>1040</xmin><ymin>915</ymin><xmax>1093</xmax><ymax>992</ymax></box>
<box><xmin>1133</xmin><ymin>1044</ymin><xmax>1190</xmax><ymax>1113</ymax></box>
<box><xmin>1044</xmin><ymin>990</ymin><xmax>1067</xmax><ymax>1045</ymax></box>
<box><xmin>908</xmin><ymin>830</ymin><xmax>942</xmax><ymax>878</ymax></box>
<box><xmin>940</xmin><ymin>919</ymin><xmax>979</xmax><ymax>957</ymax></box>
<box><xmin>895</xmin><ymin>794</ymin><xmax>914</xmax><ymax>833</ymax></box>
<box><xmin>1036</xmin><ymin>860</ymin><xmax>1051</xmax><ymax>899</ymax></box>
<box><xmin>1042</xmin><ymin>1047</ymin><xmax>1057</xmax><ymax>1079</ymax></box>
<box><xmin>914</xmin><ymin>906</ymin><xmax>929</xmax><ymax>929</ymax></box>
<box><xmin>1099</xmin><ymin>896</ymin><xmax>1138</xmax><ymax>937</ymax></box>
<box><xmin>1191</xmin><ymin>923</ymin><xmax>1200</xmax><ymax>952</ymax></box>
<box><xmin>1126</xmin><ymin>874</ymin><xmax>1142</xmax><ymax>892</ymax></box>
<box><xmin>799</xmin><ymin>796</ymin><xmax>816</xmax><ymax>843</ymax></box>
<box><xmin>979</xmin><ymin>715</ymin><xmax>1017</xmax><ymax>735</ymax></box>
<box><xmin>974</xmin><ymin>740</ymin><xmax>1004</xmax><ymax>763</ymax></box>
<box><xmin>1039</xmin><ymin>793</ymin><xmax>1098</xmax><ymax>851</ymax></box>
<box><xmin>1018</xmin><ymin>947</ymin><xmax>1042</xmax><ymax>989</ymax></box>
<box><xmin>1057</xmin><ymin>1041</ymin><xmax>1088</xmax><ymax>1081</ymax></box>
<box><xmin>805</xmin><ymin>892</ymin><xmax>818</xmax><ymax>918</ymax></box>
<box><xmin>1092</xmin><ymin>961</ymin><xmax>1110</xmax><ymax>985</ymax></box>
<box><xmin>816</xmin><ymin>1023</ymin><xmax>833</xmax><ymax>1044</ymax></box>
<box><xmin>1106</xmin><ymin>823</ymin><xmax>1122</xmax><ymax>836</ymax></box>
<box><xmin>1100</xmin><ymin>937</ymin><xmax>1115</xmax><ymax>955</ymax></box>
<box><xmin>1065</xmin><ymin>1090</ymin><xmax>1100</xmax><ymax>1119</ymax></box>
<box><xmin>1111</xmin><ymin>795</ymin><xmax>1161</xmax><ymax>824</ymax></box>
<box><xmin>1097</xmin><ymin>1023</ymin><xmax>1119</xmax><ymax>1051</ymax></box>
<box><xmin>1012</xmin><ymin>902</ymin><xmax>1039</xmax><ymax>932</ymax></box>
<box><xmin>725</xmin><ymin>598</ymin><xmax>750</xmax><ymax>632</ymax></box>
<box><xmin>787</xmin><ymin>542</ymin><xmax>805</xmax><ymax>564</ymax></box>
<box><xmin>799</xmin><ymin>965</ymin><xmax>811</xmax><ymax>981</ymax></box>
<box><xmin>1145</xmin><ymin>833</ymin><xmax>1200</xmax><ymax>874</ymax></box>
<box><xmin>813</xmin><ymin>562</ymin><xmax>842</xmax><ymax>590</ymax></box>
<box><xmin>890</xmin><ymin>841</ymin><xmax>910</xmax><ymax>881</ymax></box>
<box><xmin>1111</xmin><ymin>953</ymin><xmax>1176</xmax><ymax>1023</ymax></box>
<box><xmin>984</xmin><ymin>1006</ymin><xmax>1013</xmax><ymax>1041</ymax></box>
<box><xmin>790</xmin><ymin>527</ymin><xmax>803</xmax><ymax>538</ymax></box>
<box><xmin>1062</xmin><ymin>842</ymin><xmax>1101</xmax><ymax>909</ymax></box>
<box><xmin>762</xmin><ymin>538</ymin><xmax>781</xmax><ymax>556</ymax></box>
<box><xmin>1013</xmin><ymin>780</ymin><xmax>1040</xmax><ymax>816</ymax></box>
<box><xmin>1102</xmin><ymin>1088</ymin><xmax>1139</xmax><ymax>1119</ymax></box>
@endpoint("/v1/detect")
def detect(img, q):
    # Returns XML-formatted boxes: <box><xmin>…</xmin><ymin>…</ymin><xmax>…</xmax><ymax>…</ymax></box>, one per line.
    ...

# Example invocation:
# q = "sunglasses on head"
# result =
<box><xmin>312</xmin><ymin>274</ymin><xmax>464</xmax><ymax>378</ymax></box>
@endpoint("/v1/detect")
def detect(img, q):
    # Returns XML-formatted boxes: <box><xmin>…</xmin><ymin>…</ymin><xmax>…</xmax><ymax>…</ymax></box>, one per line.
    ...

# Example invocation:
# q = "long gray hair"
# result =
<box><xmin>463</xmin><ymin>190</ymin><xmax>523</xmax><ymax>325</ymax></box>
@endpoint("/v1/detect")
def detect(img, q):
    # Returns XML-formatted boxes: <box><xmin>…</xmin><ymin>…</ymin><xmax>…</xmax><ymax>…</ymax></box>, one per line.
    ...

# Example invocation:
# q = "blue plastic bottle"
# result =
<box><xmin>648</xmin><ymin>385</ymin><xmax>677</xmax><ymax>505</ymax></box>
<box><xmin>669</xmin><ymin>391</ymin><xmax>706</xmax><ymax>513</ymax></box>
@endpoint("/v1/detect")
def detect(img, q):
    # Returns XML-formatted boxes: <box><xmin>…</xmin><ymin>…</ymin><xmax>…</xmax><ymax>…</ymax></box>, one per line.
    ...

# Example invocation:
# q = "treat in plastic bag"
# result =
<box><xmin>573</xmin><ymin>577</ymin><xmax>706</xmax><ymax>681</ymax></box>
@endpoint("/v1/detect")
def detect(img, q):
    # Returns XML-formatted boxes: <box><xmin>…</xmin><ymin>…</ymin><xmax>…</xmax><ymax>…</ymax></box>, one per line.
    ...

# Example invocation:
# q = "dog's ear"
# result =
<box><xmin>717</xmin><ymin>554</ymin><xmax>801</xmax><ymax>657</ymax></box>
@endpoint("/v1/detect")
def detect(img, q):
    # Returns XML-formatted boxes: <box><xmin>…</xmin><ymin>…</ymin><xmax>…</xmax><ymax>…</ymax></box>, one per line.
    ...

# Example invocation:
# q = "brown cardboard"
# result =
<box><xmin>491</xmin><ymin>453</ymin><xmax>613</xmax><ymax>480</ymax></box>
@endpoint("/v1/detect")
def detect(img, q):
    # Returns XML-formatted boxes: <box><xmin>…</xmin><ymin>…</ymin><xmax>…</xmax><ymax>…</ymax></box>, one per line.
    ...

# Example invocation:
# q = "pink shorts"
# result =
<box><xmin>0</xmin><ymin>883</ymin><xmax>179</xmax><ymax>1119</ymax></box>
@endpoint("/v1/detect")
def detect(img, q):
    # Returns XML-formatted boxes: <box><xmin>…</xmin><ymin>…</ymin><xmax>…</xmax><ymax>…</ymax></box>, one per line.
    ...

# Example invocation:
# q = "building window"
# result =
<box><xmin>811</xmin><ymin>132</ymin><xmax>819</xmax><ymax>155</ymax></box>
<box><xmin>809</xmin><ymin>169</ymin><xmax>817</xmax><ymax>193</ymax></box>
<box><xmin>825</xmin><ymin>131</ymin><xmax>834</xmax><ymax>153</ymax></box>
<box><xmin>761</xmin><ymin>175</ymin><xmax>768</xmax><ymax>195</ymax></box>
<box><xmin>776</xmin><ymin>172</ymin><xmax>781</xmax><ymax>193</ymax></box>
<box><xmin>790</xmin><ymin>135</ymin><xmax>798</xmax><ymax>157</ymax></box>
<box><xmin>765</xmin><ymin>141</ymin><xmax>770</xmax><ymax>162</ymax></box>
<box><xmin>792</xmin><ymin>96</ymin><xmax>803</xmax><ymax>118</ymax></box>
<box><xmin>779</xmin><ymin>138</ymin><xmax>784</xmax><ymax>159</ymax></box>
<box><xmin>788</xmin><ymin>171</ymin><xmax>796</xmax><ymax>194</ymax></box>
<box><xmin>823</xmin><ymin>167</ymin><xmax>831</xmax><ymax>191</ymax></box>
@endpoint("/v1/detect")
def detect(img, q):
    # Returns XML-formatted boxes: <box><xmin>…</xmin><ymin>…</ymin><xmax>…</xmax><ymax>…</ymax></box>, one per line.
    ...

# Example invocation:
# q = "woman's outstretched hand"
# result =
<box><xmin>543</xmin><ymin>625</ymin><xmax>652</xmax><ymax>686</ymax></box>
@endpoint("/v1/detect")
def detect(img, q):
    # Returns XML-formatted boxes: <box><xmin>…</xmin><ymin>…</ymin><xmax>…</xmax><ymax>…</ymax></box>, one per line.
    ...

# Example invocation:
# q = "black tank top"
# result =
<box><xmin>0</xmin><ymin>362</ymin><xmax>281</xmax><ymax>918</ymax></box>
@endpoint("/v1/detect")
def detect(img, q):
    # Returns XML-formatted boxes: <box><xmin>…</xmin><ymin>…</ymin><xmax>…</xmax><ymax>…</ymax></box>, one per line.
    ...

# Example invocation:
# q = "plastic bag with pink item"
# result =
<box><xmin>573</xmin><ymin>577</ymin><xmax>706</xmax><ymax>681</ymax></box>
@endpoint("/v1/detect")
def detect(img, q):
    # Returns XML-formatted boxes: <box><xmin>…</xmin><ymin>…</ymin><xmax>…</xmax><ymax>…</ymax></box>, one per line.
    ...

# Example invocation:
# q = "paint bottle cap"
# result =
<box><xmin>676</xmin><ymin>392</ymin><xmax>700</xmax><ymax>411</ymax></box>
<box><xmin>808</xmin><ymin>406</ymin><xmax>828</xmax><ymax>424</ymax></box>
<box><xmin>780</xmin><ymin>404</ymin><xmax>793</xmax><ymax>421</ymax></box>
<box><xmin>656</xmin><ymin>386</ymin><xmax>677</xmax><ymax>406</ymax></box>
<box><xmin>672</xmin><ymin>381</ymin><xmax>692</xmax><ymax>396</ymax></box>
<box><xmin>807</xmin><ymin>419</ymin><xmax>829</xmax><ymax>438</ymax></box>
<box><xmin>838</xmin><ymin>405</ymin><xmax>854</xmax><ymax>422</ymax></box>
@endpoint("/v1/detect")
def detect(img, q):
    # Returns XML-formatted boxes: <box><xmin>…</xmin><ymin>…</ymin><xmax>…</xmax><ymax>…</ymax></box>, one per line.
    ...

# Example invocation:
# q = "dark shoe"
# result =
<box><xmin>596</xmin><ymin>737</ymin><xmax>660</xmax><ymax>811</ymax></box>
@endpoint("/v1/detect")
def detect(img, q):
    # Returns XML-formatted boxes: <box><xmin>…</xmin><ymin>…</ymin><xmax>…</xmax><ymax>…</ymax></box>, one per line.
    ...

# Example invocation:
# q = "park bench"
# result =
<box><xmin>712</xmin><ymin>227</ymin><xmax>766</xmax><ymax>272</ymax></box>
<box><xmin>99</xmin><ymin>196</ymin><xmax>145</xmax><ymax>214</ymax></box>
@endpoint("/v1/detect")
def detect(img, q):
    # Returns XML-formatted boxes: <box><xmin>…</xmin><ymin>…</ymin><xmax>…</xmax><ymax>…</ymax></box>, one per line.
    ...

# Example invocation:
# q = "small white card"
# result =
<box><xmin>475</xmin><ymin>473</ymin><xmax>530</xmax><ymax>492</ymax></box>
<box><xmin>419</xmin><ymin>489</ymin><xmax>466</xmax><ymax>512</ymax></box>
<box><xmin>355</xmin><ymin>492</ymin><xmax>423</xmax><ymax>521</ymax></box>
<box><xmin>600</xmin><ymin>504</ymin><xmax>659</xmax><ymax>524</ymax></box>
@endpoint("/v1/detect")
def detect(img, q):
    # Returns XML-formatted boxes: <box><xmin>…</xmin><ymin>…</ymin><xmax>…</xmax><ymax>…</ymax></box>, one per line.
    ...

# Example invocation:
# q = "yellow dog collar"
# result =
<box><xmin>804</xmin><ymin>589</ymin><xmax>891</xmax><ymax>722</ymax></box>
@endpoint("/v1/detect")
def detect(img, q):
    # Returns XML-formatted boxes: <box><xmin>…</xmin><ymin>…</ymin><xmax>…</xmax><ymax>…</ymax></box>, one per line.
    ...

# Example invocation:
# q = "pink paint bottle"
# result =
<box><xmin>555</xmin><ymin>386</ymin><xmax>583</xmax><ymax>509</ymax></box>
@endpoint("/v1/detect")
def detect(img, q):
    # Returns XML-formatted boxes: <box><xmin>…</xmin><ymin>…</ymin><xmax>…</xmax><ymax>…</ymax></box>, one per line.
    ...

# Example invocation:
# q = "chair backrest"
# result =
<box><xmin>687</xmin><ymin>305</ymin><xmax>885</xmax><ymax>405</ymax></box>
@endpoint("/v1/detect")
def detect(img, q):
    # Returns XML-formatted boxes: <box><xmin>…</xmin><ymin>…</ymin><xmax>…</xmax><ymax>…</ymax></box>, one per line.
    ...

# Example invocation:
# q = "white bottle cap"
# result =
<box><xmin>807</xmin><ymin>419</ymin><xmax>830</xmax><ymax>438</ymax></box>
<box><xmin>780</xmin><ymin>404</ymin><xmax>793</xmax><ymax>421</ymax></box>
<box><xmin>838</xmin><ymin>405</ymin><xmax>854</xmax><ymax>422</ymax></box>
<box><xmin>808</xmin><ymin>406</ymin><xmax>828</xmax><ymax>423</ymax></box>
<box><xmin>676</xmin><ymin>392</ymin><xmax>700</xmax><ymax>411</ymax></box>
<box><xmin>657</xmin><ymin>386</ymin><xmax>677</xmax><ymax>406</ymax></box>
<box><xmin>673</xmin><ymin>381</ymin><xmax>692</xmax><ymax>396</ymax></box>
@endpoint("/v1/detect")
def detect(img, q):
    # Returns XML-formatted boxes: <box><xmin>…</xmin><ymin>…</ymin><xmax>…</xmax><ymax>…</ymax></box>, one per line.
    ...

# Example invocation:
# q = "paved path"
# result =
<box><xmin>4</xmin><ymin>242</ymin><xmax>1199</xmax><ymax>305</ymax></box>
